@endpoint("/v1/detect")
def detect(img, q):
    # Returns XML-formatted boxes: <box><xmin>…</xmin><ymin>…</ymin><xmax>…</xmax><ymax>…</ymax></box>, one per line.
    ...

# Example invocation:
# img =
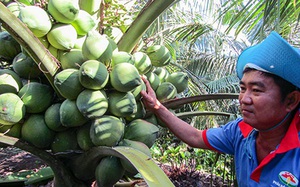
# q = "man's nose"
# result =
<box><xmin>239</xmin><ymin>92</ymin><xmax>252</xmax><ymax>104</ymax></box>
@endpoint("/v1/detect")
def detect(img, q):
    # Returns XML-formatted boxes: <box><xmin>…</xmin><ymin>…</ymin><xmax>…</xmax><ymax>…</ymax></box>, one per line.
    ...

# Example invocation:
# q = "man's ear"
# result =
<box><xmin>285</xmin><ymin>91</ymin><xmax>300</xmax><ymax>112</ymax></box>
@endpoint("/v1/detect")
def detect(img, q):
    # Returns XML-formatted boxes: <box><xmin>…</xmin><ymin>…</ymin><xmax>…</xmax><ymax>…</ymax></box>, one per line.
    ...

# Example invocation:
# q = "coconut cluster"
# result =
<box><xmin>0</xmin><ymin>0</ymin><xmax>189</xmax><ymax>185</ymax></box>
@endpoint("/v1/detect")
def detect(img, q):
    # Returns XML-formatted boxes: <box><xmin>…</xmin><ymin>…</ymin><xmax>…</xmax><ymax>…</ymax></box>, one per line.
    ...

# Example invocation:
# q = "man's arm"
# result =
<box><xmin>140</xmin><ymin>76</ymin><xmax>210</xmax><ymax>149</ymax></box>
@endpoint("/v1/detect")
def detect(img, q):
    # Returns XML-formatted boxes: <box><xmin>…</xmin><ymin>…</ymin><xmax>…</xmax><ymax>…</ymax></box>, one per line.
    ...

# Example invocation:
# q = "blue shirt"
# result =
<box><xmin>203</xmin><ymin>111</ymin><xmax>300</xmax><ymax>187</ymax></box>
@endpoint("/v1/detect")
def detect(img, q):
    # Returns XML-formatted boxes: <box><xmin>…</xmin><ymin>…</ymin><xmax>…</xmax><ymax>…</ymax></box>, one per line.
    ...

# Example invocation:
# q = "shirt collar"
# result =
<box><xmin>277</xmin><ymin>110</ymin><xmax>300</xmax><ymax>152</ymax></box>
<box><xmin>239</xmin><ymin>110</ymin><xmax>300</xmax><ymax>150</ymax></box>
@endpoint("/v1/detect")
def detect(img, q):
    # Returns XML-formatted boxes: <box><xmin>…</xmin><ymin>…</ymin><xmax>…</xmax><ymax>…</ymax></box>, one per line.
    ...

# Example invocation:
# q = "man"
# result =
<box><xmin>140</xmin><ymin>31</ymin><xmax>300</xmax><ymax>186</ymax></box>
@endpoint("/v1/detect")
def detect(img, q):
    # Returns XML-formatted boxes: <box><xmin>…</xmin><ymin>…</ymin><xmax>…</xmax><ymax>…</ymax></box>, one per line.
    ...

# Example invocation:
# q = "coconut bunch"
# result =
<box><xmin>0</xmin><ymin>0</ymin><xmax>189</xmax><ymax>185</ymax></box>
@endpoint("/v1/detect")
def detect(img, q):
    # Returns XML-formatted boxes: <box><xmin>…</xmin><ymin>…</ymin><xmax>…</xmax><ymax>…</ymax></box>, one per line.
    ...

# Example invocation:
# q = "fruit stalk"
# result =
<box><xmin>117</xmin><ymin>0</ymin><xmax>175</xmax><ymax>53</ymax></box>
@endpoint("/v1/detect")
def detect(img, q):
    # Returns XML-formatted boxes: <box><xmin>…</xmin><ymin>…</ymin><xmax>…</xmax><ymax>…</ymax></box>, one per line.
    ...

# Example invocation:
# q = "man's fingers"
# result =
<box><xmin>141</xmin><ymin>75</ymin><xmax>151</xmax><ymax>87</ymax></box>
<box><xmin>141</xmin><ymin>75</ymin><xmax>155</xmax><ymax>94</ymax></box>
<box><xmin>140</xmin><ymin>90</ymin><xmax>146</xmax><ymax>97</ymax></box>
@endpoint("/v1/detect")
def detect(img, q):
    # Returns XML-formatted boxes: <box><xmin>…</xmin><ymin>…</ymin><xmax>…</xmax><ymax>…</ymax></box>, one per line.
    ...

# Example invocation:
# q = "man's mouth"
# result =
<box><xmin>241</xmin><ymin>108</ymin><xmax>253</xmax><ymax>115</ymax></box>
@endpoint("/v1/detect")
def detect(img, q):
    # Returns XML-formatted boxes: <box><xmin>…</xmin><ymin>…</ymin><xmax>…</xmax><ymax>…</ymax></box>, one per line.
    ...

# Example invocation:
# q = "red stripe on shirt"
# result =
<box><xmin>202</xmin><ymin>130</ymin><xmax>221</xmax><ymax>152</ymax></box>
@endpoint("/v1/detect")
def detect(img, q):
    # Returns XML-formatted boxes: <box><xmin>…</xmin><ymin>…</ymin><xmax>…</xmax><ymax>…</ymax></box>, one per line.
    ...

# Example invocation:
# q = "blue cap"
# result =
<box><xmin>236</xmin><ymin>31</ymin><xmax>300</xmax><ymax>88</ymax></box>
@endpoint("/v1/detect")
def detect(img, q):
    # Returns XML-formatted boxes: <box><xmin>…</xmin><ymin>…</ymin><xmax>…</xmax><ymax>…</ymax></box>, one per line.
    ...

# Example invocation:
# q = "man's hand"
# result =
<box><xmin>140</xmin><ymin>75</ymin><xmax>161</xmax><ymax>111</ymax></box>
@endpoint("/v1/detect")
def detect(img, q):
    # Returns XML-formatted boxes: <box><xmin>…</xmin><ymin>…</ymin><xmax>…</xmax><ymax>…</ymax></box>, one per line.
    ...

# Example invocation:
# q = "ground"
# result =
<box><xmin>0</xmin><ymin>146</ymin><xmax>232</xmax><ymax>187</ymax></box>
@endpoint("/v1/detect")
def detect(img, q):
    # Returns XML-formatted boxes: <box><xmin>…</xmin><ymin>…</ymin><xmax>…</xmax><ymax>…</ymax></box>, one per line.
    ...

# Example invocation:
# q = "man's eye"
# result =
<box><xmin>252</xmin><ymin>89</ymin><xmax>261</xmax><ymax>92</ymax></box>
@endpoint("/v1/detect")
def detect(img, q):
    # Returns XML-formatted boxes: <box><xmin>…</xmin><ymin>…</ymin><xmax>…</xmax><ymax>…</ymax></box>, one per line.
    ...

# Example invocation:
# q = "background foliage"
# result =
<box><xmin>129</xmin><ymin>0</ymin><xmax>300</xmax><ymax>184</ymax></box>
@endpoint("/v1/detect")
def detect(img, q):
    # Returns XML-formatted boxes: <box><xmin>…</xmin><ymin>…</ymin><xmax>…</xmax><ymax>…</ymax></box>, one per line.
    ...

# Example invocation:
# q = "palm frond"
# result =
<box><xmin>177</xmin><ymin>51</ymin><xmax>237</xmax><ymax>80</ymax></box>
<box><xmin>167</xmin><ymin>23</ymin><xmax>214</xmax><ymax>46</ymax></box>
<box><xmin>219</xmin><ymin>0</ymin><xmax>300</xmax><ymax>40</ymax></box>
<box><xmin>206</xmin><ymin>75</ymin><xmax>240</xmax><ymax>93</ymax></box>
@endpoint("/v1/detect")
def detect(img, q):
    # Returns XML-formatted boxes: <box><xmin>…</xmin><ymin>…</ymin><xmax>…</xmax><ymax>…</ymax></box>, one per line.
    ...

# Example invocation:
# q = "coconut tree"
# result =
<box><xmin>1</xmin><ymin>0</ymin><xmax>299</xmax><ymax>186</ymax></box>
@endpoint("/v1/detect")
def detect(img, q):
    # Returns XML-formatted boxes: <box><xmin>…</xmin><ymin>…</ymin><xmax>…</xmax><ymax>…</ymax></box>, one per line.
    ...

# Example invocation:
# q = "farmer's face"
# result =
<box><xmin>238</xmin><ymin>70</ymin><xmax>289</xmax><ymax>130</ymax></box>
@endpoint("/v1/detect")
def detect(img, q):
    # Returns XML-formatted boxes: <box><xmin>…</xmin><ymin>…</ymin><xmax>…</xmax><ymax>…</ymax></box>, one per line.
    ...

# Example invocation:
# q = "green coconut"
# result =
<box><xmin>144</xmin><ymin>71</ymin><xmax>160</xmax><ymax>91</ymax></box>
<box><xmin>111</xmin><ymin>51</ymin><xmax>134</xmax><ymax>67</ymax></box>
<box><xmin>109</xmin><ymin>63</ymin><xmax>142</xmax><ymax>92</ymax></box>
<box><xmin>132</xmin><ymin>51</ymin><xmax>153</xmax><ymax>75</ymax></box>
<box><xmin>0</xmin><ymin>31</ymin><xmax>21</xmax><ymax>61</ymax></box>
<box><xmin>166</xmin><ymin>72</ymin><xmax>189</xmax><ymax>93</ymax></box>
<box><xmin>76</xmin><ymin>89</ymin><xmax>108</xmax><ymax>119</ymax></box>
<box><xmin>0</xmin><ymin>123</ymin><xmax>22</xmax><ymax>138</ymax></box>
<box><xmin>7</xmin><ymin>2</ymin><xmax>22</xmax><ymax>17</ymax></box>
<box><xmin>79</xmin><ymin>0</ymin><xmax>101</xmax><ymax>17</ymax></box>
<box><xmin>82</xmin><ymin>30</ymin><xmax>113</xmax><ymax>65</ymax></box>
<box><xmin>54</xmin><ymin>68</ymin><xmax>84</xmax><ymax>100</ymax></box>
<box><xmin>146</xmin><ymin>44</ymin><xmax>171</xmax><ymax>67</ymax></box>
<box><xmin>12</xmin><ymin>52</ymin><xmax>42</xmax><ymax>79</ymax></box>
<box><xmin>48</xmin><ymin>45</ymin><xmax>59</xmax><ymax>58</ymax></box>
<box><xmin>38</xmin><ymin>36</ymin><xmax>50</xmax><ymax>48</ymax></box>
<box><xmin>145</xmin><ymin>71</ymin><xmax>160</xmax><ymax>91</ymax></box>
<box><xmin>79</xmin><ymin>60</ymin><xmax>109</xmax><ymax>90</ymax></box>
<box><xmin>108</xmin><ymin>91</ymin><xmax>137</xmax><ymax>117</ymax></box>
<box><xmin>143</xmin><ymin>114</ymin><xmax>159</xmax><ymax>126</ymax></box>
<box><xmin>153</xmin><ymin>67</ymin><xmax>169</xmax><ymax>82</ymax></box>
<box><xmin>90</xmin><ymin>115</ymin><xmax>125</xmax><ymax>146</ymax></box>
<box><xmin>71</xmin><ymin>9</ymin><xmax>96</xmax><ymax>36</ymax></box>
<box><xmin>125</xmin><ymin>100</ymin><xmax>146</xmax><ymax>121</ymax></box>
<box><xmin>76</xmin><ymin>122</ymin><xmax>95</xmax><ymax>151</ymax></box>
<box><xmin>44</xmin><ymin>103</ymin><xmax>67</xmax><ymax>132</ymax></box>
<box><xmin>0</xmin><ymin>69</ymin><xmax>23</xmax><ymax>94</ymax></box>
<box><xmin>155</xmin><ymin>82</ymin><xmax>177</xmax><ymax>102</ymax></box>
<box><xmin>47</xmin><ymin>23</ymin><xmax>77</xmax><ymax>50</ymax></box>
<box><xmin>95</xmin><ymin>156</ymin><xmax>125</xmax><ymax>187</ymax></box>
<box><xmin>19</xmin><ymin>5</ymin><xmax>52</xmax><ymax>37</ymax></box>
<box><xmin>131</xmin><ymin>81</ymin><xmax>146</xmax><ymax>100</ymax></box>
<box><xmin>47</xmin><ymin>0</ymin><xmax>80</xmax><ymax>23</ymax></box>
<box><xmin>60</xmin><ymin>99</ymin><xmax>88</xmax><ymax>128</ymax></box>
<box><xmin>21</xmin><ymin>114</ymin><xmax>55</xmax><ymax>149</ymax></box>
<box><xmin>124</xmin><ymin>119</ymin><xmax>159</xmax><ymax>148</ymax></box>
<box><xmin>59</xmin><ymin>49</ymin><xmax>87</xmax><ymax>69</ymax></box>
<box><xmin>18</xmin><ymin>82</ymin><xmax>53</xmax><ymax>113</ymax></box>
<box><xmin>51</xmin><ymin>129</ymin><xmax>79</xmax><ymax>153</ymax></box>
<box><xmin>0</xmin><ymin>93</ymin><xmax>25</xmax><ymax>125</ymax></box>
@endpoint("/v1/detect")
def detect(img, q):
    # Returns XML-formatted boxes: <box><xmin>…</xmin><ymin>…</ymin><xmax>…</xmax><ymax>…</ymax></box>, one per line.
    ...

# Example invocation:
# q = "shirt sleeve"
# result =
<box><xmin>203</xmin><ymin>118</ymin><xmax>244</xmax><ymax>155</ymax></box>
